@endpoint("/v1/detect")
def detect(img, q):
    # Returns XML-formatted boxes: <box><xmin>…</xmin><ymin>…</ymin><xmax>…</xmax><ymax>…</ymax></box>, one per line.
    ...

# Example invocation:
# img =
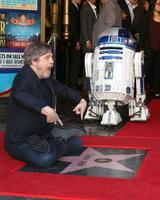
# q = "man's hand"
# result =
<box><xmin>73</xmin><ymin>99</ymin><xmax>87</xmax><ymax>120</ymax></box>
<box><xmin>86</xmin><ymin>40</ymin><xmax>92</xmax><ymax>50</ymax></box>
<box><xmin>75</xmin><ymin>42</ymin><xmax>81</xmax><ymax>51</ymax></box>
<box><xmin>41</xmin><ymin>106</ymin><xmax>63</xmax><ymax>126</ymax></box>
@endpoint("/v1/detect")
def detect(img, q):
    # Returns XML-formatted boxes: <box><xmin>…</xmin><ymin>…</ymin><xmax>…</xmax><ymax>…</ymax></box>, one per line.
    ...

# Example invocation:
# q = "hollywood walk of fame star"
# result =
<box><xmin>58</xmin><ymin>147</ymin><xmax>144</xmax><ymax>174</ymax></box>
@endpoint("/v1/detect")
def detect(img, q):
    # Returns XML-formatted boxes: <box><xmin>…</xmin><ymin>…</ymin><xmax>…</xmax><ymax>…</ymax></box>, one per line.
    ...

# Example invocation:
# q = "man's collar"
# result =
<box><xmin>72</xmin><ymin>2</ymin><xmax>79</xmax><ymax>9</ymax></box>
<box><xmin>125</xmin><ymin>0</ymin><xmax>131</xmax><ymax>5</ymax></box>
<box><xmin>88</xmin><ymin>1</ymin><xmax>96</xmax><ymax>9</ymax></box>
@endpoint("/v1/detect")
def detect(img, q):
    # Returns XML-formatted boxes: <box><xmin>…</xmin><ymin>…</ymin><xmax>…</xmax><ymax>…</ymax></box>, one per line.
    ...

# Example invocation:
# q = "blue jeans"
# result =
<box><xmin>11</xmin><ymin>136</ymin><xmax>82</xmax><ymax>168</ymax></box>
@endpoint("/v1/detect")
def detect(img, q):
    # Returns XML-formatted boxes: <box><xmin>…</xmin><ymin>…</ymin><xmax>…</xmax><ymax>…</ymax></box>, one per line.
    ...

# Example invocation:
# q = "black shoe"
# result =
<box><xmin>51</xmin><ymin>126</ymin><xmax>85</xmax><ymax>141</ymax></box>
<box><xmin>155</xmin><ymin>94</ymin><xmax>160</xmax><ymax>99</ymax></box>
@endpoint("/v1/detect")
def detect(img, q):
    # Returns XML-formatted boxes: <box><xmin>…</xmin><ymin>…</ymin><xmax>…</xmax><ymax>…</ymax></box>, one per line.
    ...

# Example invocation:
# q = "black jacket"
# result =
<box><xmin>80</xmin><ymin>2</ymin><xmax>97</xmax><ymax>42</ymax></box>
<box><xmin>131</xmin><ymin>5</ymin><xmax>141</xmax><ymax>35</ymax></box>
<box><xmin>118</xmin><ymin>0</ymin><xmax>132</xmax><ymax>31</ymax></box>
<box><xmin>5</xmin><ymin>65</ymin><xmax>82</xmax><ymax>152</ymax></box>
<box><xmin>70</xmin><ymin>3</ymin><xmax>81</xmax><ymax>44</ymax></box>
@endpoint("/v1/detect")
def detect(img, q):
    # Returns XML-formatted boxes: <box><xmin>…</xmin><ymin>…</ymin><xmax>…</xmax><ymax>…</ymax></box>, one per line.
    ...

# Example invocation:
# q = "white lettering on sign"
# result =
<box><xmin>0</xmin><ymin>52</ymin><xmax>24</xmax><ymax>67</ymax></box>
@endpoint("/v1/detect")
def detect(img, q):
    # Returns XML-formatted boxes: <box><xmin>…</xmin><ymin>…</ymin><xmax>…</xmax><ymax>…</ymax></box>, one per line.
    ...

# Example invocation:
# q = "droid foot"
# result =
<box><xmin>130</xmin><ymin>106</ymin><xmax>150</xmax><ymax>122</ymax></box>
<box><xmin>101</xmin><ymin>110</ymin><xmax>122</xmax><ymax>125</ymax></box>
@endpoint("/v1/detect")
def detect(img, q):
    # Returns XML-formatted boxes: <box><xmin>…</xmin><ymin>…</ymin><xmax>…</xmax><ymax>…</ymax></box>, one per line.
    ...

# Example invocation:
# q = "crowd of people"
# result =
<box><xmin>69</xmin><ymin>0</ymin><xmax>160</xmax><ymax>98</ymax></box>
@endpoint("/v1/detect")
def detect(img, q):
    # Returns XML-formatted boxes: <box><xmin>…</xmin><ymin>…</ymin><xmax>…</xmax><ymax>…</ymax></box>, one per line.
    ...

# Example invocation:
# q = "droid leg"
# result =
<box><xmin>101</xmin><ymin>101</ymin><xmax>122</xmax><ymax>125</ymax></box>
<box><xmin>85</xmin><ymin>52</ymin><xmax>105</xmax><ymax>120</ymax></box>
<box><xmin>129</xmin><ymin>51</ymin><xmax>150</xmax><ymax>121</ymax></box>
<box><xmin>84</xmin><ymin>94</ymin><xmax>104</xmax><ymax>120</ymax></box>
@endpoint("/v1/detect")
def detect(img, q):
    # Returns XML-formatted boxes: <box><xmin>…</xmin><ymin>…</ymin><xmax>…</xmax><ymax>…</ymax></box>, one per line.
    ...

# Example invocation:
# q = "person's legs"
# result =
<box><xmin>48</xmin><ymin>137</ymin><xmax>68</xmax><ymax>157</ymax></box>
<box><xmin>69</xmin><ymin>46</ymin><xmax>82</xmax><ymax>89</ymax></box>
<box><xmin>65</xmin><ymin>136</ymin><xmax>83</xmax><ymax>155</ymax></box>
<box><xmin>11</xmin><ymin>143</ymin><xmax>56</xmax><ymax>168</ymax></box>
<box><xmin>153</xmin><ymin>51</ymin><xmax>160</xmax><ymax>95</ymax></box>
<box><xmin>144</xmin><ymin>50</ymin><xmax>154</xmax><ymax>88</ymax></box>
<box><xmin>49</xmin><ymin>136</ymin><xmax>83</xmax><ymax>156</ymax></box>
<box><xmin>11</xmin><ymin>136</ymin><xmax>83</xmax><ymax>168</ymax></box>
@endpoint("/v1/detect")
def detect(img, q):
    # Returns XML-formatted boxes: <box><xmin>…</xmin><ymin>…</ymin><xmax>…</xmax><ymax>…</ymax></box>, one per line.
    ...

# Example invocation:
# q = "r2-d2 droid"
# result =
<box><xmin>85</xmin><ymin>27</ymin><xmax>150</xmax><ymax>125</ymax></box>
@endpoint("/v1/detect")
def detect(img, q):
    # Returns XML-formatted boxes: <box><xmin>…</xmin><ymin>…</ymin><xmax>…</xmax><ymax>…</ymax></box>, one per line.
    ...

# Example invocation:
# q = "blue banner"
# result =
<box><xmin>0</xmin><ymin>0</ymin><xmax>41</xmax><ymax>96</ymax></box>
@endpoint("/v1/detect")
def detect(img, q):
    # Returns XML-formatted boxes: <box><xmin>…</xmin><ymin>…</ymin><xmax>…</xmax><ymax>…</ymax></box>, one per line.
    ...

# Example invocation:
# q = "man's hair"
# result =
<box><xmin>24</xmin><ymin>42</ymin><xmax>52</xmax><ymax>65</ymax></box>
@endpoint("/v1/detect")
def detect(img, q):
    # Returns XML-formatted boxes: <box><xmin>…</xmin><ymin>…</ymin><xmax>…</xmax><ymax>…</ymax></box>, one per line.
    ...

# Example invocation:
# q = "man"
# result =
<box><xmin>131</xmin><ymin>0</ymin><xmax>141</xmax><ymax>39</ymax></box>
<box><xmin>4</xmin><ymin>42</ymin><xmax>87</xmax><ymax>168</ymax></box>
<box><xmin>118</xmin><ymin>0</ymin><xmax>135</xmax><ymax>31</ymax></box>
<box><xmin>80</xmin><ymin>0</ymin><xmax>97</xmax><ymax>53</ymax></box>
<box><xmin>80</xmin><ymin>0</ymin><xmax>97</xmax><ymax>93</ymax></box>
<box><xmin>69</xmin><ymin>0</ymin><xmax>82</xmax><ymax>89</ymax></box>
<box><xmin>92</xmin><ymin>0</ymin><xmax>122</xmax><ymax>47</ymax></box>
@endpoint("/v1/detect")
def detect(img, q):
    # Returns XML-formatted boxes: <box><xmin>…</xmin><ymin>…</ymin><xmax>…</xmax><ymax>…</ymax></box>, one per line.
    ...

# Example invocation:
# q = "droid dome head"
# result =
<box><xmin>97</xmin><ymin>26</ymin><xmax>136</xmax><ymax>49</ymax></box>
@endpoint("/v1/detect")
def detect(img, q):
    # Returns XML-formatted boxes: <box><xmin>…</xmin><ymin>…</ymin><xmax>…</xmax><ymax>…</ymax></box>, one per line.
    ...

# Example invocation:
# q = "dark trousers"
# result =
<box><xmin>69</xmin><ymin>45</ymin><xmax>82</xmax><ymax>89</ymax></box>
<box><xmin>144</xmin><ymin>49</ymin><xmax>160</xmax><ymax>93</ymax></box>
<box><xmin>9</xmin><ymin>136</ymin><xmax>82</xmax><ymax>168</ymax></box>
